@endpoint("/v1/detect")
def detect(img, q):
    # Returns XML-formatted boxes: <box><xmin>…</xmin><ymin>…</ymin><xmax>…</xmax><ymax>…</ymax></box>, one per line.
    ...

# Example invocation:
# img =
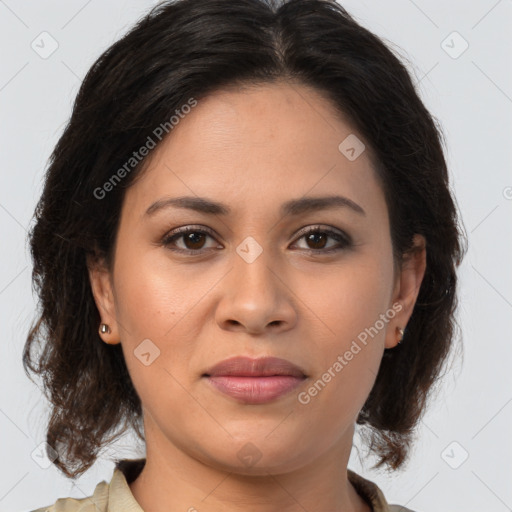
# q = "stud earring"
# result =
<box><xmin>397</xmin><ymin>326</ymin><xmax>405</xmax><ymax>344</ymax></box>
<box><xmin>99</xmin><ymin>323</ymin><xmax>111</xmax><ymax>335</ymax></box>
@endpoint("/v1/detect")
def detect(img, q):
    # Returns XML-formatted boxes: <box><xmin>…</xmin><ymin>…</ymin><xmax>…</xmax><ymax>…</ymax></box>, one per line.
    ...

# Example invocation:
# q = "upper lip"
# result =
<box><xmin>203</xmin><ymin>356</ymin><xmax>307</xmax><ymax>378</ymax></box>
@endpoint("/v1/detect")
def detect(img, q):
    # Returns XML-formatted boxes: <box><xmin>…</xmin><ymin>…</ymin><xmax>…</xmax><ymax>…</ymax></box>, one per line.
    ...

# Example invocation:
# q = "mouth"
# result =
<box><xmin>202</xmin><ymin>356</ymin><xmax>308</xmax><ymax>404</ymax></box>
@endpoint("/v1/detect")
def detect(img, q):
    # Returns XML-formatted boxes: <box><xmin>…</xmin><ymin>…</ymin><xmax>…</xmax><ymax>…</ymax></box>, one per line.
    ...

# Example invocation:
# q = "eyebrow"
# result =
<box><xmin>144</xmin><ymin>194</ymin><xmax>366</xmax><ymax>218</ymax></box>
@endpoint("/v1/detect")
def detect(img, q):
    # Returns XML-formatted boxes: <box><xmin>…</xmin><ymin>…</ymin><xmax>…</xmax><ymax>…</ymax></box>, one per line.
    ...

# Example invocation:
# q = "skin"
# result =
<box><xmin>88</xmin><ymin>80</ymin><xmax>426</xmax><ymax>512</ymax></box>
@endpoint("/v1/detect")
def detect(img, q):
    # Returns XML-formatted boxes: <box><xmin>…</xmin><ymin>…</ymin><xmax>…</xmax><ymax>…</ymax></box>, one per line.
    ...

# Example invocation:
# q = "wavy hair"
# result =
<box><xmin>23</xmin><ymin>0</ymin><xmax>468</xmax><ymax>478</ymax></box>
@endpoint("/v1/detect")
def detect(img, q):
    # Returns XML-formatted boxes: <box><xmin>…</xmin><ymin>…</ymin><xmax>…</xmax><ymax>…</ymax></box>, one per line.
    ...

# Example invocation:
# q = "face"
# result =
<box><xmin>89</xmin><ymin>81</ymin><xmax>426</xmax><ymax>476</ymax></box>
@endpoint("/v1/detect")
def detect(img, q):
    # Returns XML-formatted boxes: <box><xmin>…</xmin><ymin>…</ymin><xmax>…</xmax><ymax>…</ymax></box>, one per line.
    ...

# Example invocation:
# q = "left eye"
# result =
<box><xmin>161</xmin><ymin>226</ymin><xmax>351</xmax><ymax>254</ymax></box>
<box><xmin>292</xmin><ymin>227</ymin><xmax>351</xmax><ymax>252</ymax></box>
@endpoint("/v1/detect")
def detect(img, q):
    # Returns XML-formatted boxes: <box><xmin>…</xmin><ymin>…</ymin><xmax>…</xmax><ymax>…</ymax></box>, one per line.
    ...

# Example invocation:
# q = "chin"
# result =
<box><xmin>198</xmin><ymin>440</ymin><xmax>311</xmax><ymax>476</ymax></box>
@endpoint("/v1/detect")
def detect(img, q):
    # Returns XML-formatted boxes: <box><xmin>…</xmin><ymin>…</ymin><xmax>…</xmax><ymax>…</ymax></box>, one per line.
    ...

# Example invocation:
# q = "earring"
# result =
<box><xmin>396</xmin><ymin>326</ymin><xmax>405</xmax><ymax>344</ymax></box>
<box><xmin>99</xmin><ymin>323</ymin><xmax>111</xmax><ymax>335</ymax></box>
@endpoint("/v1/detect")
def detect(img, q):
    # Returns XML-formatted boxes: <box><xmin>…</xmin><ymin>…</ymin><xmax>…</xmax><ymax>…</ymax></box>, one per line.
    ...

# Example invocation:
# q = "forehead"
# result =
<box><xmin>123</xmin><ymin>81</ymin><xmax>386</xmax><ymax>223</ymax></box>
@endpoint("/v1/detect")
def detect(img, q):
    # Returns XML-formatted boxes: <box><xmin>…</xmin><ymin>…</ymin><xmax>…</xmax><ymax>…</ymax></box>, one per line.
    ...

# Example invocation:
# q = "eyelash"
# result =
<box><xmin>161</xmin><ymin>225</ymin><xmax>352</xmax><ymax>256</ymax></box>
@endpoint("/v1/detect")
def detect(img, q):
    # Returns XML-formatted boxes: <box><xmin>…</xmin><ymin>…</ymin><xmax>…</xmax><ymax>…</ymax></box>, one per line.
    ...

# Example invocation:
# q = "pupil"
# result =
<box><xmin>308</xmin><ymin>233</ymin><xmax>326</xmax><ymax>249</ymax></box>
<box><xmin>186</xmin><ymin>232</ymin><xmax>205</xmax><ymax>249</ymax></box>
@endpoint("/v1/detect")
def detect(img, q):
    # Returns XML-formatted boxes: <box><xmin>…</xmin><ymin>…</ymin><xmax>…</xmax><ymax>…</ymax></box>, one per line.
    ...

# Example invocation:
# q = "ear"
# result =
<box><xmin>86</xmin><ymin>253</ymin><xmax>121</xmax><ymax>345</ymax></box>
<box><xmin>385</xmin><ymin>234</ymin><xmax>427</xmax><ymax>349</ymax></box>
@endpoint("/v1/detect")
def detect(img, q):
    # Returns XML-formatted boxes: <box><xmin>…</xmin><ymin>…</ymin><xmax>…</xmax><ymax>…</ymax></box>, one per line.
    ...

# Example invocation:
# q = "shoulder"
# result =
<box><xmin>26</xmin><ymin>458</ymin><xmax>146</xmax><ymax>512</ymax></box>
<box><xmin>347</xmin><ymin>468</ymin><xmax>419</xmax><ymax>512</ymax></box>
<box><xmin>27</xmin><ymin>480</ymin><xmax>109</xmax><ymax>512</ymax></box>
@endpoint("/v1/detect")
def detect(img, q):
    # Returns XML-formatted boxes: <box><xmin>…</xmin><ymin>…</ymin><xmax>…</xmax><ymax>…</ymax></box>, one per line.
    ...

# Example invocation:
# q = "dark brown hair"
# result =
<box><xmin>23</xmin><ymin>0</ymin><xmax>468</xmax><ymax>479</ymax></box>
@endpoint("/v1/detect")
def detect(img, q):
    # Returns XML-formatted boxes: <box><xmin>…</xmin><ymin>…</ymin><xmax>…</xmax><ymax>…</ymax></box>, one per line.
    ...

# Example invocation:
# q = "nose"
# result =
<box><xmin>214</xmin><ymin>244</ymin><xmax>298</xmax><ymax>335</ymax></box>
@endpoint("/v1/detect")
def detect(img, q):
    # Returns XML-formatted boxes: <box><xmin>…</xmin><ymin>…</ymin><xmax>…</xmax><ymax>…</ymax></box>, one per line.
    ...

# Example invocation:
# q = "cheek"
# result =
<box><xmin>112</xmin><ymin>259</ymin><xmax>198</xmax><ymax>427</ymax></box>
<box><xmin>113</xmin><ymin>244</ymin><xmax>190</xmax><ymax>338</ymax></box>
<box><xmin>298</xmin><ymin>255</ymin><xmax>391</xmax><ymax>407</ymax></box>
<box><xmin>305</xmin><ymin>254</ymin><xmax>393</xmax><ymax>345</ymax></box>
<box><xmin>111</xmin><ymin>244</ymin><xmax>205</xmax><ymax>390</ymax></box>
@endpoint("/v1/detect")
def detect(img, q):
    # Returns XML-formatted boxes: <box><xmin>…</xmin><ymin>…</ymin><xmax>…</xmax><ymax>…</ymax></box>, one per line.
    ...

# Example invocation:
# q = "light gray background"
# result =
<box><xmin>1</xmin><ymin>1</ymin><xmax>511</xmax><ymax>511</ymax></box>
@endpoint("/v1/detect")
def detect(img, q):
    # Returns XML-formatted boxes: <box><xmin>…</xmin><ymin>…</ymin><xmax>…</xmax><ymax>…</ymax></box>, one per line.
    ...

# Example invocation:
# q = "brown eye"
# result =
<box><xmin>162</xmin><ymin>227</ymin><xmax>220</xmax><ymax>254</ymax></box>
<box><xmin>293</xmin><ymin>227</ymin><xmax>352</xmax><ymax>253</ymax></box>
<box><xmin>182</xmin><ymin>231</ymin><xmax>207</xmax><ymax>250</ymax></box>
<box><xmin>305</xmin><ymin>231</ymin><xmax>329</xmax><ymax>250</ymax></box>
<box><xmin>161</xmin><ymin>225</ymin><xmax>351</xmax><ymax>256</ymax></box>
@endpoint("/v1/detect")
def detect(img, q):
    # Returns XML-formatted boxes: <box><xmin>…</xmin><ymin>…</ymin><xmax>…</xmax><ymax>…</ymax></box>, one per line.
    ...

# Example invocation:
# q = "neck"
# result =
<box><xmin>128</xmin><ymin>420</ymin><xmax>372</xmax><ymax>512</ymax></box>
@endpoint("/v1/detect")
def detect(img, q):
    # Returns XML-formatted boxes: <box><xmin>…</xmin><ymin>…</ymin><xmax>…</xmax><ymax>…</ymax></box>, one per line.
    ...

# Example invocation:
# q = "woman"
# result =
<box><xmin>23</xmin><ymin>0</ymin><xmax>467</xmax><ymax>511</ymax></box>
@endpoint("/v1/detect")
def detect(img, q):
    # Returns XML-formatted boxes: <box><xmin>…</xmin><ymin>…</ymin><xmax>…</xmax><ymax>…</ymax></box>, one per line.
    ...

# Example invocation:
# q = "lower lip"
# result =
<box><xmin>204</xmin><ymin>375</ymin><xmax>306</xmax><ymax>404</ymax></box>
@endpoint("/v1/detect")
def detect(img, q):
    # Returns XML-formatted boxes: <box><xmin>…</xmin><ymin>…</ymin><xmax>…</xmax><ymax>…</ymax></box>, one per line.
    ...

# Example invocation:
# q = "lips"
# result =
<box><xmin>203</xmin><ymin>356</ymin><xmax>307</xmax><ymax>378</ymax></box>
<box><xmin>202</xmin><ymin>356</ymin><xmax>308</xmax><ymax>404</ymax></box>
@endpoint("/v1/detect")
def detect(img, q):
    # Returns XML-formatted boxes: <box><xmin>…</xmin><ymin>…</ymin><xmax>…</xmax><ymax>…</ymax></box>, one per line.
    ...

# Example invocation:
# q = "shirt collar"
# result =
<box><xmin>347</xmin><ymin>468</ymin><xmax>393</xmax><ymax>511</ymax></box>
<box><xmin>107</xmin><ymin>459</ymin><xmax>145</xmax><ymax>512</ymax></box>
